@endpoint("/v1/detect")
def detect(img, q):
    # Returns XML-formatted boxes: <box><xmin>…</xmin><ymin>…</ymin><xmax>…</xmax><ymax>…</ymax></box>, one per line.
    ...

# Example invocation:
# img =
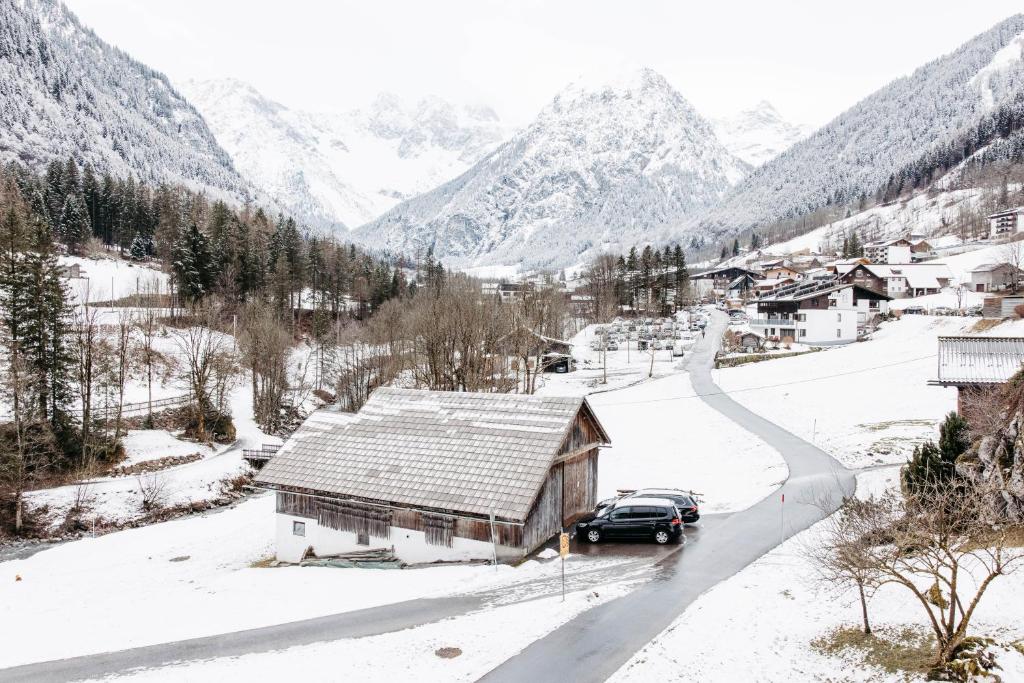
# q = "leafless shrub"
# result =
<box><xmin>137</xmin><ymin>472</ymin><xmax>169</xmax><ymax>512</ymax></box>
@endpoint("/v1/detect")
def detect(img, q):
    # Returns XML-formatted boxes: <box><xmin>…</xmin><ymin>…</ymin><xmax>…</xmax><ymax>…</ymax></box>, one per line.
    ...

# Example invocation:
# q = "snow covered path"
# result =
<box><xmin>480</xmin><ymin>310</ymin><xmax>855</xmax><ymax>683</ymax></box>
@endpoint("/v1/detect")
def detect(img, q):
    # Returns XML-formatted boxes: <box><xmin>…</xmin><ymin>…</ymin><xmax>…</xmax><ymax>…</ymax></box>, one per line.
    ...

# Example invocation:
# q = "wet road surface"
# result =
<box><xmin>479</xmin><ymin>310</ymin><xmax>854</xmax><ymax>682</ymax></box>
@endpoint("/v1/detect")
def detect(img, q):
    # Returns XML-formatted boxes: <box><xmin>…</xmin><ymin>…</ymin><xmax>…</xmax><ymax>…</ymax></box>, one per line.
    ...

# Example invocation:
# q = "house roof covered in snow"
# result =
<box><xmin>256</xmin><ymin>388</ymin><xmax>610</xmax><ymax>522</ymax></box>
<box><xmin>935</xmin><ymin>336</ymin><xmax>1024</xmax><ymax>386</ymax></box>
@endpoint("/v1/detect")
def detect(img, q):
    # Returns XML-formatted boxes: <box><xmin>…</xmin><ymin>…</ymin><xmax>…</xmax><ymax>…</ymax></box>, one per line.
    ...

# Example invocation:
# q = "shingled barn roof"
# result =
<box><xmin>256</xmin><ymin>388</ymin><xmax>610</xmax><ymax>522</ymax></box>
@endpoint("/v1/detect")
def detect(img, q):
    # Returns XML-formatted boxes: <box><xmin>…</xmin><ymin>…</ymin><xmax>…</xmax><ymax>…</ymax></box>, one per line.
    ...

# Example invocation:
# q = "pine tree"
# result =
<box><xmin>172</xmin><ymin>222</ymin><xmax>214</xmax><ymax>305</ymax></box>
<box><xmin>21</xmin><ymin>219</ymin><xmax>74</xmax><ymax>430</ymax></box>
<box><xmin>732</xmin><ymin>238</ymin><xmax>740</xmax><ymax>256</ymax></box>
<box><xmin>58</xmin><ymin>193</ymin><xmax>89</xmax><ymax>254</ymax></box>
<box><xmin>129</xmin><ymin>233</ymin><xmax>149</xmax><ymax>261</ymax></box>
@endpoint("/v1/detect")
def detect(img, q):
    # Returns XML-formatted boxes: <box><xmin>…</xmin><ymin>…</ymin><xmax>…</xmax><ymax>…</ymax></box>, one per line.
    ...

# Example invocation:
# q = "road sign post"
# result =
<box><xmin>559</xmin><ymin>530</ymin><xmax>569</xmax><ymax>602</ymax></box>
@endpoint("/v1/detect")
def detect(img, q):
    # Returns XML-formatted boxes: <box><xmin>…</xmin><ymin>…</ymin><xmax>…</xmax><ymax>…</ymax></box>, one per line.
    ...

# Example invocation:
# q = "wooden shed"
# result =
<box><xmin>256</xmin><ymin>388</ymin><xmax>611</xmax><ymax>563</ymax></box>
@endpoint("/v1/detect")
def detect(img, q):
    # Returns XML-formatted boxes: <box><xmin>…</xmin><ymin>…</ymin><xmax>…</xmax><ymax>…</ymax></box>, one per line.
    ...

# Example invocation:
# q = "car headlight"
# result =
<box><xmin>577</xmin><ymin>522</ymin><xmax>588</xmax><ymax>527</ymax></box>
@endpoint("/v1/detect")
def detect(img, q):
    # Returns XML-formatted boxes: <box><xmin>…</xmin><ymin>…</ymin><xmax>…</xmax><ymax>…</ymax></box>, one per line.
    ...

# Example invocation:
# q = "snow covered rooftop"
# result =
<box><xmin>936</xmin><ymin>336</ymin><xmax>1024</xmax><ymax>385</ymax></box>
<box><xmin>256</xmin><ymin>388</ymin><xmax>610</xmax><ymax>521</ymax></box>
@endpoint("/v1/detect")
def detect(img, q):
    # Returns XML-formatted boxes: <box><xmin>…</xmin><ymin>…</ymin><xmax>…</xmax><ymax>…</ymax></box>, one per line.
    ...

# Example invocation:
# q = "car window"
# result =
<box><xmin>610</xmin><ymin>507</ymin><xmax>631</xmax><ymax>520</ymax></box>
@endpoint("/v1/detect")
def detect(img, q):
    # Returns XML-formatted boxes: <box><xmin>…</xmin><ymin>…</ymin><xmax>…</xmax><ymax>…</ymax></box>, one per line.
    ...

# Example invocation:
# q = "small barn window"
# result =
<box><xmin>357</xmin><ymin>532</ymin><xmax>369</xmax><ymax>546</ymax></box>
<box><xmin>292</xmin><ymin>521</ymin><xmax>306</xmax><ymax>537</ymax></box>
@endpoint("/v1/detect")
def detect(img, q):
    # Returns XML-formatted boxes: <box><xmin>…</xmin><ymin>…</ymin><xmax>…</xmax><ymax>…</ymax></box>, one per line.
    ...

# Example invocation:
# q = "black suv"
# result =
<box><xmin>595</xmin><ymin>488</ymin><xmax>700</xmax><ymax>523</ymax></box>
<box><xmin>576</xmin><ymin>498</ymin><xmax>683</xmax><ymax>544</ymax></box>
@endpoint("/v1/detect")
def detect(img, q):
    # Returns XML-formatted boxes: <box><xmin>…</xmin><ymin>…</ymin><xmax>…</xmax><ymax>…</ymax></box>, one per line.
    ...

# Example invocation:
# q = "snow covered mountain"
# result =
<box><xmin>180</xmin><ymin>79</ymin><xmax>508</xmax><ymax>230</ymax></box>
<box><xmin>694</xmin><ymin>14</ymin><xmax>1024</xmax><ymax>242</ymax></box>
<box><xmin>0</xmin><ymin>0</ymin><xmax>249</xmax><ymax>201</ymax></box>
<box><xmin>712</xmin><ymin>101</ymin><xmax>812</xmax><ymax>167</ymax></box>
<box><xmin>354</xmin><ymin>68</ymin><xmax>749</xmax><ymax>268</ymax></box>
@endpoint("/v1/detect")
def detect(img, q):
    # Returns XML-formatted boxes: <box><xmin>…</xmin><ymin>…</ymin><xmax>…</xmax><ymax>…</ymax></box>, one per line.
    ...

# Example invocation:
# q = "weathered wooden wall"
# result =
<box><xmin>561</xmin><ymin>450</ymin><xmax>598</xmax><ymax>525</ymax></box>
<box><xmin>278</xmin><ymin>491</ymin><xmax>523</xmax><ymax>548</ymax></box>
<box><xmin>523</xmin><ymin>466</ymin><xmax>563</xmax><ymax>553</ymax></box>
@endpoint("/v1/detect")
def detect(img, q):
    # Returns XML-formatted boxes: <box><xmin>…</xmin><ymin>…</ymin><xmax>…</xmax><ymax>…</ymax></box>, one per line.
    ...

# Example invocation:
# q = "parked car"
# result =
<box><xmin>902</xmin><ymin>305</ymin><xmax>926</xmax><ymax>315</ymax></box>
<box><xmin>728</xmin><ymin>318</ymin><xmax>746</xmax><ymax>326</ymax></box>
<box><xmin>595</xmin><ymin>488</ymin><xmax>700</xmax><ymax>523</ymax></box>
<box><xmin>606</xmin><ymin>341</ymin><xmax>619</xmax><ymax>351</ymax></box>
<box><xmin>576</xmin><ymin>497</ymin><xmax>684</xmax><ymax>544</ymax></box>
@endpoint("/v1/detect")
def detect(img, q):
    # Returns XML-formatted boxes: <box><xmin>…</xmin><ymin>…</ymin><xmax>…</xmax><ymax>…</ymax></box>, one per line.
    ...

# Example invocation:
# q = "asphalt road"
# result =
<box><xmin>479</xmin><ymin>309</ymin><xmax>855</xmax><ymax>683</ymax></box>
<box><xmin>3</xmin><ymin>309</ymin><xmax>854</xmax><ymax>682</ymax></box>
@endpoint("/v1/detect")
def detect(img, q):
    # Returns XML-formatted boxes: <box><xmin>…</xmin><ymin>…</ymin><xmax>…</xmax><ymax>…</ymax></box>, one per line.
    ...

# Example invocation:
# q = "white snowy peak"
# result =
<box><xmin>712</xmin><ymin>101</ymin><xmax>812</xmax><ymax>167</ymax></box>
<box><xmin>181</xmin><ymin>78</ymin><xmax>508</xmax><ymax>230</ymax></box>
<box><xmin>355</xmin><ymin>67</ymin><xmax>748</xmax><ymax>268</ymax></box>
<box><xmin>0</xmin><ymin>0</ymin><xmax>249</xmax><ymax>201</ymax></box>
<box><xmin>696</xmin><ymin>13</ymin><xmax>1024</xmax><ymax>241</ymax></box>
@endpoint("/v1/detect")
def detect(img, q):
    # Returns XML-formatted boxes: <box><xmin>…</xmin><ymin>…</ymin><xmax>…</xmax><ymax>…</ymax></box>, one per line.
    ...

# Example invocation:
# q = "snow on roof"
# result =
<box><xmin>937</xmin><ymin>336</ymin><xmax>1024</xmax><ymax>385</ymax></box>
<box><xmin>257</xmin><ymin>388</ymin><xmax>610</xmax><ymax>521</ymax></box>
<box><xmin>968</xmin><ymin>262</ymin><xmax>1016</xmax><ymax>273</ymax></box>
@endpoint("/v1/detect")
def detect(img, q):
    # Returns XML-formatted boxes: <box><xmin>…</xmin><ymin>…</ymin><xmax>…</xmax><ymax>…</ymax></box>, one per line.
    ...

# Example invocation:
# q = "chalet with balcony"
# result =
<box><xmin>750</xmin><ymin>279</ymin><xmax>891</xmax><ymax>345</ymax></box>
<box><xmin>988</xmin><ymin>207</ymin><xmax>1024</xmax><ymax>239</ymax></box>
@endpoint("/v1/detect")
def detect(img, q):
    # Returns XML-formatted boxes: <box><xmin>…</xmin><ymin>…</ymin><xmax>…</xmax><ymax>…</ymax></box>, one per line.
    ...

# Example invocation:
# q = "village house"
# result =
<box><xmin>762</xmin><ymin>264</ymin><xmax>803</xmax><ymax>280</ymax></box>
<box><xmin>836</xmin><ymin>262</ymin><xmax>952</xmax><ymax>298</ymax></box>
<box><xmin>726</xmin><ymin>272</ymin><xmax>758</xmax><ymax>299</ymax></box>
<box><xmin>749</xmin><ymin>278</ymin><xmax>891</xmax><ymax>345</ymax></box>
<box><xmin>932</xmin><ymin>336</ymin><xmax>1024</xmax><ymax>412</ymax></box>
<box><xmin>965</xmin><ymin>262</ymin><xmax>1023</xmax><ymax>293</ymax></box>
<box><xmin>988</xmin><ymin>207</ymin><xmax>1024</xmax><ymax>239</ymax></box>
<box><xmin>751</xmin><ymin>276</ymin><xmax>796</xmax><ymax>296</ymax></box>
<box><xmin>863</xmin><ymin>238</ymin><xmax>912</xmax><ymax>264</ymax></box>
<box><xmin>256</xmin><ymin>388</ymin><xmax>611</xmax><ymax>564</ymax></box>
<box><xmin>691</xmin><ymin>266</ymin><xmax>761</xmax><ymax>299</ymax></box>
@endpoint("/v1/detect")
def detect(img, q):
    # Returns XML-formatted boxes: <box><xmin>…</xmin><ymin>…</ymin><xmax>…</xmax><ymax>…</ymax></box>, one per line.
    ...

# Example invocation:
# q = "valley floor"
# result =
<box><xmin>4</xmin><ymin>313</ymin><xmax>1023</xmax><ymax>681</ymax></box>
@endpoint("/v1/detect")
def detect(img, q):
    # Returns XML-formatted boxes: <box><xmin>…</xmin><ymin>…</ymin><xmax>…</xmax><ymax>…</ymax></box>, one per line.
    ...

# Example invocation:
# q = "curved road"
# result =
<box><xmin>479</xmin><ymin>310</ymin><xmax>854</xmax><ymax>682</ymax></box>
<box><xmin>2</xmin><ymin>311</ymin><xmax>854</xmax><ymax>682</ymax></box>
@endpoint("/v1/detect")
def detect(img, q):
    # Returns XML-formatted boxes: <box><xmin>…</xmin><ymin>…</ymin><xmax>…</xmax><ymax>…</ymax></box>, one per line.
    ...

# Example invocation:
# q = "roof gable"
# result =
<box><xmin>256</xmin><ymin>388</ymin><xmax>610</xmax><ymax>521</ymax></box>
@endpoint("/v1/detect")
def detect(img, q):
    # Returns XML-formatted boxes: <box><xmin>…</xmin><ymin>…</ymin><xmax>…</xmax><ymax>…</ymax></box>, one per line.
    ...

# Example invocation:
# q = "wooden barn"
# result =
<box><xmin>256</xmin><ymin>388</ymin><xmax>611</xmax><ymax>563</ymax></box>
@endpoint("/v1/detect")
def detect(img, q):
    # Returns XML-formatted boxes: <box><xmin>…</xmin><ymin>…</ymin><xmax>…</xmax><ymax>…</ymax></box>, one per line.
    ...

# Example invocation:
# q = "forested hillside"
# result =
<box><xmin>0</xmin><ymin>0</ymin><xmax>250</xmax><ymax>202</ymax></box>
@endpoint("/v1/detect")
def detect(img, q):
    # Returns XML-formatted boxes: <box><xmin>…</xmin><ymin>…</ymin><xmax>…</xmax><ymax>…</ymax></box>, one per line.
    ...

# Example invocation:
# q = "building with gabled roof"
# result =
<box><xmin>749</xmin><ymin>278</ymin><xmax>891</xmax><ymax>345</ymax></box>
<box><xmin>256</xmin><ymin>388</ymin><xmax>611</xmax><ymax>563</ymax></box>
<box><xmin>932</xmin><ymin>336</ymin><xmax>1024</xmax><ymax>412</ymax></box>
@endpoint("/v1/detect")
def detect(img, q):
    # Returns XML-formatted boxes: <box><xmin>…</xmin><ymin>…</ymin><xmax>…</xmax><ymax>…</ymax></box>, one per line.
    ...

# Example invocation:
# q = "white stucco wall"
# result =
<box><xmin>275</xmin><ymin>514</ymin><xmax>522</xmax><ymax>564</ymax></box>
<box><xmin>801</xmin><ymin>309</ymin><xmax>856</xmax><ymax>345</ymax></box>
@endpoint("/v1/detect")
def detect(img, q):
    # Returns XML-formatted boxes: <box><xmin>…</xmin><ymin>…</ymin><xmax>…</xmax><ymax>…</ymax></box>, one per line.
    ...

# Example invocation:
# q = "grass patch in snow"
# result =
<box><xmin>969</xmin><ymin>319</ymin><xmax>1004</xmax><ymax>333</ymax></box>
<box><xmin>812</xmin><ymin>625</ymin><xmax>934</xmax><ymax>677</ymax></box>
<box><xmin>856</xmin><ymin>419</ymin><xmax>937</xmax><ymax>432</ymax></box>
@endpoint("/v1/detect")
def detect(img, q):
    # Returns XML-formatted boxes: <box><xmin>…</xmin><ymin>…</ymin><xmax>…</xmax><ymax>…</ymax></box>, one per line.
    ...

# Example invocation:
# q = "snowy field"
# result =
<box><xmin>589</xmin><ymin>371</ymin><xmax>788</xmax><ymax>513</ymax></box>
<box><xmin>0</xmin><ymin>491</ymin><xmax>645</xmax><ymax>668</ymax></box>
<box><xmin>61</xmin><ymin>254</ymin><xmax>169</xmax><ymax>305</ymax></box>
<box><xmin>716</xmin><ymin>315</ymin><xmax>971</xmax><ymax>468</ymax></box>
<box><xmin>612</xmin><ymin>468</ymin><xmax>1024</xmax><ymax>683</ymax></box>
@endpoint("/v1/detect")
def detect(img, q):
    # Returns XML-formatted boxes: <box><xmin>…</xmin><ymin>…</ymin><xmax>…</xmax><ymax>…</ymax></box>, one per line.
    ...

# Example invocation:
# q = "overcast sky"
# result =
<box><xmin>64</xmin><ymin>0</ymin><xmax>1023</xmax><ymax>127</ymax></box>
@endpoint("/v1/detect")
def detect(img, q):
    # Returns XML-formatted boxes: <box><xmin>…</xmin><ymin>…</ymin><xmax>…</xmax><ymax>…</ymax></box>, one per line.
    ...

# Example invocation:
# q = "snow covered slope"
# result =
<box><xmin>181</xmin><ymin>79</ymin><xmax>508</xmax><ymax>230</ymax></box>
<box><xmin>0</xmin><ymin>0</ymin><xmax>249</xmax><ymax>202</ymax></box>
<box><xmin>354</xmin><ymin>68</ymin><xmax>749</xmax><ymax>268</ymax></box>
<box><xmin>712</xmin><ymin>101</ymin><xmax>812</xmax><ymax>167</ymax></box>
<box><xmin>695</xmin><ymin>14</ymin><xmax>1024</xmax><ymax>241</ymax></box>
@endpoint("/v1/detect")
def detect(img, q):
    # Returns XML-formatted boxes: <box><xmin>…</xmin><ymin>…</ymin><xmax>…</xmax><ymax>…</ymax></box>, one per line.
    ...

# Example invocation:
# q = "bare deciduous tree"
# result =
<box><xmin>839</xmin><ymin>481</ymin><xmax>1023</xmax><ymax>667</ymax></box>
<box><xmin>172</xmin><ymin>305</ymin><xmax>237</xmax><ymax>442</ymax></box>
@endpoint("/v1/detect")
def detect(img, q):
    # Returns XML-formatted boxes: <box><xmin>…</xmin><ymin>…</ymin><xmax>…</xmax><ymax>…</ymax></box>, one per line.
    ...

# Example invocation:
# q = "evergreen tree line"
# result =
<box><xmin>4</xmin><ymin>158</ymin><xmax>407</xmax><ymax>317</ymax></box>
<box><xmin>582</xmin><ymin>243</ymin><xmax>691</xmax><ymax>321</ymax></box>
